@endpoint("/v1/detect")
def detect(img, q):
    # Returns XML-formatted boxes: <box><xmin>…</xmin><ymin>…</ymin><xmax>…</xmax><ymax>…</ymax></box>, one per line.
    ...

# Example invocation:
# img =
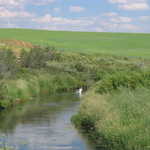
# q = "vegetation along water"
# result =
<box><xmin>0</xmin><ymin>29</ymin><xmax>150</xmax><ymax>150</ymax></box>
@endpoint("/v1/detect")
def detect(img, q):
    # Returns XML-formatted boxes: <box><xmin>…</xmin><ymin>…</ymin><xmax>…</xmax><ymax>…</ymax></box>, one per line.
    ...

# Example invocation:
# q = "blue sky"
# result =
<box><xmin>0</xmin><ymin>0</ymin><xmax>150</xmax><ymax>33</ymax></box>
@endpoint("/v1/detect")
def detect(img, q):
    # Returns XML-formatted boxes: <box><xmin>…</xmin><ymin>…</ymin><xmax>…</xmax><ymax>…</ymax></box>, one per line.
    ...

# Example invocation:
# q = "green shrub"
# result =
<box><xmin>72</xmin><ymin>114</ymin><xmax>96</xmax><ymax>133</ymax></box>
<box><xmin>74</xmin><ymin>88</ymin><xmax>150</xmax><ymax>150</ymax></box>
<box><xmin>20</xmin><ymin>47</ymin><xmax>61</xmax><ymax>69</ymax></box>
<box><xmin>96</xmin><ymin>71</ymin><xmax>150</xmax><ymax>94</ymax></box>
<box><xmin>0</xmin><ymin>49</ymin><xmax>18</xmax><ymax>79</ymax></box>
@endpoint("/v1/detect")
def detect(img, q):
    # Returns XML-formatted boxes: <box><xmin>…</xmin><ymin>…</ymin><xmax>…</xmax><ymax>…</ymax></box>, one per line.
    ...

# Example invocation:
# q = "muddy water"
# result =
<box><xmin>0</xmin><ymin>94</ymin><xmax>96</xmax><ymax>150</ymax></box>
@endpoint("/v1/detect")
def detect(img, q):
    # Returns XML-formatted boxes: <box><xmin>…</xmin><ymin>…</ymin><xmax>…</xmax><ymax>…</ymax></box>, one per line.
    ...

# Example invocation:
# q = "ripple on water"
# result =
<box><xmin>0</xmin><ymin>95</ymin><xmax>96</xmax><ymax>150</ymax></box>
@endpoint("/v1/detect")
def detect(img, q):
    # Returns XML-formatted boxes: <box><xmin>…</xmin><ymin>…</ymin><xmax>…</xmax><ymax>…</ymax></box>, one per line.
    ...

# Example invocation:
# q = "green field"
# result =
<box><xmin>0</xmin><ymin>28</ymin><xmax>150</xmax><ymax>58</ymax></box>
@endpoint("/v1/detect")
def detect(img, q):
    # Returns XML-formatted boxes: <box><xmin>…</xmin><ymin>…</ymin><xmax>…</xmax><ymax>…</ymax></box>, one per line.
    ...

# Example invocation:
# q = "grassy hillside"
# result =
<box><xmin>0</xmin><ymin>28</ymin><xmax>150</xmax><ymax>58</ymax></box>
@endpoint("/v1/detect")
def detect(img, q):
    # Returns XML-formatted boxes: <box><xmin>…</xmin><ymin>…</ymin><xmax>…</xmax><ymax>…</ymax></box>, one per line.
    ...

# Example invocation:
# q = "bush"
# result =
<box><xmin>0</xmin><ymin>49</ymin><xmax>19</xmax><ymax>79</ymax></box>
<box><xmin>74</xmin><ymin>88</ymin><xmax>150</xmax><ymax>150</ymax></box>
<box><xmin>20</xmin><ymin>47</ymin><xmax>61</xmax><ymax>69</ymax></box>
<box><xmin>96</xmin><ymin>70</ymin><xmax>150</xmax><ymax>94</ymax></box>
<box><xmin>72</xmin><ymin>114</ymin><xmax>96</xmax><ymax>133</ymax></box>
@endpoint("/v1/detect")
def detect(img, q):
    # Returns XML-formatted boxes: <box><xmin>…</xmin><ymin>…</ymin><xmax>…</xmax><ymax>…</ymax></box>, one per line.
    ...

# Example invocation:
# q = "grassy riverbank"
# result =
<box><xmin>0</xmin><ymin>46</ymin><xmax>87</xmax><ymax>109</ymax></box>
<box><xmin>72</xmin><ymin>69</ymin><xmax>150</xmax><ymax>150</ymax></box>
<box><xmin>1</xmin><ymin>44</ymin><xmax>148</xmax><ymax>110</ymax></box>
<box><xmin>73</xmin><ymin>87</ymin><xmax>150</xmax><ymax>150</ymax></box>
<box><xmin>1</xmin><ymin>37</ymin><xmax>150</xmax><ymax>150</ymax></box>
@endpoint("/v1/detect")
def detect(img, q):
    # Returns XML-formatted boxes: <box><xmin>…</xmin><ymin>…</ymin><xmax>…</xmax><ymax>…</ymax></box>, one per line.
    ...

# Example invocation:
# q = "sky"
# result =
<box><xmin>0</xmin><ymin>0</ymin><xmax>150</xmax><ymax>33</ymax></box>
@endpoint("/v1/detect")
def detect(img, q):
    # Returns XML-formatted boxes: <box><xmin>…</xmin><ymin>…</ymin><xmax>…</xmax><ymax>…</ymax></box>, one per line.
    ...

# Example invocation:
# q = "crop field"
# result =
<box><xmin>0</xmin><ymin>28</ymin><xmax>150</xmax><ymax>58</ymax></box>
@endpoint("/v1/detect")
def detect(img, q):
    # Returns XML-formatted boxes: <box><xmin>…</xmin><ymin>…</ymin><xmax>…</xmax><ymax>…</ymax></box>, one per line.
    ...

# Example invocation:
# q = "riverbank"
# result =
<box><xmin>1</xmin><ymin>45</ymin><xmax>146</xmax><ymax>110</ymax></box>
<box><xmin>0</xmin><ymin>47</ymin><xmax>86</xmax><ymax>109</ymax></box>
<box><xmin>72</xmin><ymin>52</ymin><xmax>150</xmax><ymax>150</ymax></box>
<box><xmin>73</xmin><ymin>81</ymin><xmax>150</xmax><ymax>150</ymax></box>
<box><xmin>1</xmin><ymin>44</ymin><xmax>150</xmax><ymax>150</ymax></box>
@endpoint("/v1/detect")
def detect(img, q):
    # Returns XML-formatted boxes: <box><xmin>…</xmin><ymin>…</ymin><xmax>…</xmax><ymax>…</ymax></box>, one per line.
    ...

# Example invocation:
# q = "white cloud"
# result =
<box><xmin>0</xmin><ymin>0</ymin><xmax>56</xmax><ymax>8</ymax></box>
<box><xmin>103</xmin><ymin>12</ymin><xmax>132</xmax><ymax>23</ymax></box>
<box><xmin>100</xmin><ymin>21</ymin><xmax>140</xmax><ymax>32</ymax></box>
<box><xmin>53</xmin><ymin>8</ymin><xmax>60</xmax><ymax>12</ymax></box>
<box><xmin>32</xmin><ymin>14</ymin><xmax>142</xmax><ymax>33</ymax></box>
<box><xmin>119</xmin><ymin>3</ymin><xmax>149</xmax><ymax>10</ymax></box>
<box><xmin>69</xmin><ymin>6</ymin><xmax>85</xmax><ymax>12</ymax></box>
<box><xmin>0</xmin><ymin>0</ymin><xmax>148</xmax><ymax>33</ymax></box>
<box><xmin>103</xmin><ymin>12</ymin><xmax>118</xmax><ymax>17</ymax></box>
<box><xmin>120</xmin><ymin>24</ymin><xmax>140</xmax><ymax>30</ymax></box>
<box><xmin>109</xmin><ymin>0</ymin><xmax>127</xmax><ymax>3</ymax></box>
<box><xmin>139</xmin><ymin>16</ymin><xmax>150</xmax><ymax>21</ymax></box>
<box><xmin>32</xmin><ymin>15</ymin><xmax>98</xmax><ymax>32</ymax></box>
<box><xmin>30</xmin><ymin>0</ymin><xmax>56</xmax><ymax>6</ymax></box>
<box><xmin>0</xmin><ymin>7</ymin><xmax>34</xmax><ymax>18</ymax></box>
<box><xmin>95</xmin><ymin>27</ymin><xmax>104</xmax><ymax>32</ymax></box>
<box><xmin>109</xmin><ymin>0</ymin><xmax>148</xmax><ymax>4</ymax></box>
<box><xmin>0</xmin><ymin>0</ymin><xmax>24</xmax><ymax>7</ymax></box>
<box><xmin>108</xmin><ymin>0</ymin><xmax>149</xmax><ymax>10</ymax></box>
<box><xmin>110</xmin><ymin>16</ymin><xmax>132</xmax><ymax>23</ymax></box>
<box><xmin>33</xmin><ymin>14</ymin><xmax>93</xmax><ymax>26</ymax></box>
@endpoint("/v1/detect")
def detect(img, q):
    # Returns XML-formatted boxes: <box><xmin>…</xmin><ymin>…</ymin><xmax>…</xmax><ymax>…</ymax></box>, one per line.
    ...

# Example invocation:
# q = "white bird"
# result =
<box><xmin>76</xmin><ymin>88</ymin><xmax>83</xmax><ymax>97</ymax></box>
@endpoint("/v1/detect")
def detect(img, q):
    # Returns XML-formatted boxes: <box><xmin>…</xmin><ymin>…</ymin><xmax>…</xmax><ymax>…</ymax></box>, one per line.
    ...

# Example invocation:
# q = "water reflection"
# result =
<box><xmin>0</xmin><ymin>94</ymin><xmax>96</xmax><ymax>150</ymax></box>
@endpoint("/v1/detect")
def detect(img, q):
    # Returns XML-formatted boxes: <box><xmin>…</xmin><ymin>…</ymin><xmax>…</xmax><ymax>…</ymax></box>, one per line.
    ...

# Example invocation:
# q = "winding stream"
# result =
<box><xmin>0</xmin><ymin>94</ymin><xmax>96</xmax><ymax>150</ymax></box>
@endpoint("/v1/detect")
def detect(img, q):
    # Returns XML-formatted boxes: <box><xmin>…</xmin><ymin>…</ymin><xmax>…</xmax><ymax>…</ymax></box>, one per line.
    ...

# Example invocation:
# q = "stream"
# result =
<box><xmin>0</xmin><ymin>94</ymin><xmax>97</xmax><ymax>150</ymax></box>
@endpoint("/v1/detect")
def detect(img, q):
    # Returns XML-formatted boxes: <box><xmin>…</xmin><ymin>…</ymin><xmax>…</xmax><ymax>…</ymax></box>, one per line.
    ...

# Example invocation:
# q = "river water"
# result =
<box><xmin>0</xmin><ymin>94</ymin><xmax>96</xmax><ymax>150</ymax></box>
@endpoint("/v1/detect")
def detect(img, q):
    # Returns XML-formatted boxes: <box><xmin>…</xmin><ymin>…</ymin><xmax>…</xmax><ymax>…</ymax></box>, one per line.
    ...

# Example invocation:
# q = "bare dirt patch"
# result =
<box><xmin>0</xmin><ymin>39</ymin><xmax>34</xmax><ymax>48</ymax></box>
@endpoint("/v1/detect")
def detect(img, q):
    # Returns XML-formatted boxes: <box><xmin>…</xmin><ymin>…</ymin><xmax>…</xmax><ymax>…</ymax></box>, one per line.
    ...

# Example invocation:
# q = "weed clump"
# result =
<box><xmin>96</xmin><ymin>70</ymin><xmax>150</xmax><ymax>94</ymax></box>
<box><xmin>0</xmin><ymin>49</ymin><xmax>18</xmax><ymax>79</ymax></box>
<box><xmin>20</xmin><ymin>47</ymin><xmax>61</xmax><ymax>69</ymax></box>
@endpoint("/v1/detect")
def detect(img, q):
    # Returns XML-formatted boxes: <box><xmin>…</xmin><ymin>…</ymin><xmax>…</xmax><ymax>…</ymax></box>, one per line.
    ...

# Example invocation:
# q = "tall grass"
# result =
<box><xmin>0</xmin><ymin>49</ymin><xmax>19</xmax><ymax>79</ymax></box>
<box><xmin>72</xmin><ymin>55</ymin><xmax>150</xmax><ymax>149</ymax></box>
<box><xmin>73</xmin><ymin>88</ymin><xmax>150</xmax><ymax>150</ymax></box>
<box><xmin>0</xmin><ymin>45</ymin><xmax>149</xmax><ymax>110</ymax></box>
<box><xmin>0</xmin><ymin>46</ymin><xmax>99</xmax><ymax>109</ymax></box>
<box><xmin>0</xmin><ymin>72</ymin><xmax>84</xmax><ymax>109</ymax></box>
<box><xmin>96</xmin><ymin>70</ymin><xmax>150</xmax><ymax>94</ymax></box>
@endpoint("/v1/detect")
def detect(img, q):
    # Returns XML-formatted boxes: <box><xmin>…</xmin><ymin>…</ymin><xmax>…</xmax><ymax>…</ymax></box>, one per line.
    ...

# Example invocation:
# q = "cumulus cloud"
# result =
<box><xmin>100</xmin><ymin>21</ymin><xmax>140</xmax><ymax>32</ymax></box>
<box><xmin>0</xmin><ymin>0</ymin><xmax>56</xmax><ymax>8</ymax></box>
<box><xmin>0</xmin><ymin>7</ymin><xmax>34</xmax><ymax>18</ymax></box>
<box><xmin>110</xmin><ymin>16</ymin><xmax>132</xmax><ymax>23</ymax></box>
<box><xmin>33</xmin><ymin>14</ymin><xmax>93</xmax><ymax>26</ymax></box>
<box><xmin>0</xmin><ymin>0</ymin><xmax>148</xmax><ymax>33</ymax></box>
<box><xmin>109</xmin><ymin>0</ymin><xmax>127</xmax><ymax>3</ymax></box>
<box><xmin>103</xmin><ymin>12</ymin><xmax>118</xmax><ymax>17</ymax></box>
<box><xmin>31</xmin><ymin>14</ymin><xmax>99</xmax><ymax>32</ymax></box>
<box><xmin>95</xmin><ymin>27</ymin><xmax>104</xmax><ymax>32</ymax></box>
<box><xmin>108</xmin><ymin>0</ymin><xmax>149</xmax><ymax>10</ymax></box>
<box><xmin>103</xmin><ymin>12</ymin><xmax>132</xmax><ymax>23</ymax></box>
<box><xmin>109</xmin><ymin>0</ymin><xmax>148</xmax><ymax>4</ymax></box>
<box><xmin>31</xmin><ymin>13</ymin><xmax>142</xmax><ymax>33</ymax></box>
<box><xmin>69</xmin><ymin>6</ymin><xmax>85</xmax><ymax>12</ymax></box>
<box><xmin>139</xmin><ymin>16</ymin><xmax>150</xmax><ymax>21</ymax></box>
<box><xmin>53</xmin><ymin>8</ymin><xmax>60</xmax><ymax>12</ymax></box>
<box><xmin>120</xmin><ymin>24</ymin><xmax>140</xmax><ymax>30</ymax></box>
<box><xmin>0</xmin><ymin>0</ymin><xmax>23</xmax><ymax>6</ymax></box>
<box><xmin>119</xmin><ymin>3</ymin><xmax>149</xmax><ymax>10</ymax></box>
<box><xmin>30</xmin><ymin>0</ymin><xmax>56</xmax><ymax>6</ymax></box>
